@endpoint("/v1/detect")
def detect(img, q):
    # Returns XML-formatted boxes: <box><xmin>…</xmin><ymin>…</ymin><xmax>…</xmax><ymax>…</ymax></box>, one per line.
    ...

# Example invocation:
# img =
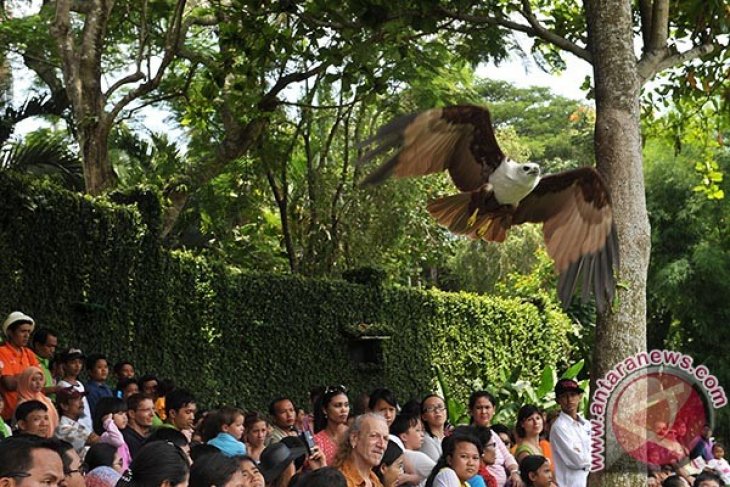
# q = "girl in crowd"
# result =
<box><xmin>313</xmin><ymin>385</ymin><xmax>350</xmax><ymax>465</ymax></box>
<box><xmin>420</xmin><ymin>394</ymin><xmax>449</xmax><ymax>462</ymax></box>
<box><xmin>369</xmin><ymin>388</ymin><xmax>399</xmax><ymax>427</ymax></box>
<box><xmin>16</xmin><ymin>365</ymin><xmax>59</xmax><ymax>436</ymax></box>
<box><xmin>489</xmin><ymin>425</ymin><xmax>513</xmax><ymax>452</ymax></box>
<box><xmin>245</xmin><ymin>411</ymin><xmax>269</xmax><ymax>462</ymax></box>
<box><xmin>513</xmin><ymin>406</ymin><xmax>553</xmax><ymax>465</ymax></box>
<box><xmin>518</xmin><ymin>455</ymin><xmax>553</xmax><ymax>487</ymax></box>
<box><xmin>117</xmin><ymin>441</ymin><xmax>190</xmax><ymax>487</ymax></box>
<box><xmin>94</xmin><ymin>397</ymin><xmax>132</xmax><ymax>471</ymax></box>
<box><xmin>238</xmin><ymin>456</ymin><xmax>266</xmax><ymax>487</ymax></box>
<box><xmin>84</xmin><ymin>443</ymin><xmax>125</xmax><ymax>474</ymax></box>
<box><xmin>375</xmin><ymin>440</ymin><xmax>406</xmax><ymax>487</ymax></box>
<box><xmin>467</xmin><ymin>426</ymin><xmax>498</xmax><ymax>487</ymax></box>
<box><xmin>468</xmin><ymin>392</ymin><xmax>521</xmax><ymax>487</ymax></box>
<box><xmin>207</xmin><ymin>406</ymin><xmax>246</xmax><ymax>457</ymax></box>
<box><xmin>425</xmin><ymin>434</ymin><xmax>483</xmax><ymax>487</ymax></box>
<box><xmin>190</xmin><ymin>452</ymin><xmax>261</xmax><ymax>487</ymax></box>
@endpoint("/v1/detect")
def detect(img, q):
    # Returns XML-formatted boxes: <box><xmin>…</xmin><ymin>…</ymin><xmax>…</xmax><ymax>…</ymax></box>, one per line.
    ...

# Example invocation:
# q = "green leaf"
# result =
<box><xmin>561</xmin><ymin>359</ymin><xmax>584</xmax><ymax>379</ymax></box>
<box><xmin>537</xmin><ymin>364</ymin><xmax>556</xmax><ymax>397</ymax></box>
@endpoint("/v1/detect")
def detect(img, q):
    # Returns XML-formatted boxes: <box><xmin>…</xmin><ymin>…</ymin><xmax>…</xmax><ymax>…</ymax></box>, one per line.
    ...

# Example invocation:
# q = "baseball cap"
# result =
<box><xmin>60</xmin><ymin>348</ymin><xmax>85</xmax><ymax>362</ymax></box>
<box><xmin>56</xmin><ymin>385</ymin><xmax>87</xmax><ymax>403</ymax></box>
<box><xmin>554</xmin><ymin>378</ymin><xmax>585</xmax><ymax>396</ymax></box>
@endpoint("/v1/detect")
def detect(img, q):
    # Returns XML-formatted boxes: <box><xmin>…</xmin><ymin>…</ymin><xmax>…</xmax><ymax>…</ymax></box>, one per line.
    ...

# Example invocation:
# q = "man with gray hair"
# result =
<box><xmin>335</xmin><ymin>413</ymin><xmax>389</xmax><ymax>487</ymax></box>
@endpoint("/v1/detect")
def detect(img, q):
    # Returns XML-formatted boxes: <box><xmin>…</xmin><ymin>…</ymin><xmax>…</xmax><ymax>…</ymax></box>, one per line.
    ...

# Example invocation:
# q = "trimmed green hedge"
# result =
<box><xmin>0</xmin><ymin>172</ymin><xmax>575</xmax><ymax>411</ymax></box>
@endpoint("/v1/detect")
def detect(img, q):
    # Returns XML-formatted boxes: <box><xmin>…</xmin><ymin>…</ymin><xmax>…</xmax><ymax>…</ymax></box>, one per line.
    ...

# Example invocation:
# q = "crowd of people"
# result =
<box><xmin>0</xmin><ymin>311</ymin><xmax>726</xmax><ymax>487</ymax></box>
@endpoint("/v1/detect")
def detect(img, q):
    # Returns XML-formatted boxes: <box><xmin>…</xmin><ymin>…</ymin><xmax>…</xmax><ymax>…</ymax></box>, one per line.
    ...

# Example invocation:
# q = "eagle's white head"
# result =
<box><xmin>490</xmin><ymin>159</ymin><xmax>541</xmax><ymax>205</ymax></box>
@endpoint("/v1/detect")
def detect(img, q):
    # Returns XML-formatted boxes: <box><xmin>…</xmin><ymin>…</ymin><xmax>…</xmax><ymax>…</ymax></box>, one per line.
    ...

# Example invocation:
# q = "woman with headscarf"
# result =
<box><xmin>16</xmin><ymin>365</ymin><xmax>59</xmax><ymax>436</ymax></box>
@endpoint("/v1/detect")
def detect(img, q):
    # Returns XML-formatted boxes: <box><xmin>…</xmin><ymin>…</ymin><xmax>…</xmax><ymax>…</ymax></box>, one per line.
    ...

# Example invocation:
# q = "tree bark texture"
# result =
<box><xmin>586</xmin><ymin>0</ymin><xmax>651</xmax><ymax>486</ymax></box>
<box><xmin>51</xmin><ymin>0</ymin><xmax>118</xmax><ymax>195</ymax></box>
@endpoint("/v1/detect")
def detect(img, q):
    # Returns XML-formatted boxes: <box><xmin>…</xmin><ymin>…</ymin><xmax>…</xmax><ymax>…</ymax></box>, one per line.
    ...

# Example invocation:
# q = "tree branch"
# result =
<box><xmin>134</xmin><ymin>0</ymin><xmax>149</xmax><ymax>71</ymax></box>
<box><xmin>638</xmin><ymin>0</ymin><xmax>652</xmax><ymax>48</ymax></box>
<box><xmin>637</xmin><ymin>43</ymin><xmax>719</xmax><ymax>84</ymax></box>
<box><xmin>78</xmin><ymin>0</ymin><xmax>112</xmax><ymax>85</ymax></box>
<box><xmin>108</xmin><ymin>0</ymin><xmax>187</xmax><ymax>122</ymax></box>
<box><xmin>259</xmin><ymin>64</ymin><xmax>325</xmax><ymax>110</ymax></box>
<box><xmin>517</xmin><ymin>0</ymin><xmax>592</xmax><ymax>62</ymax></box>
<box><xmin>105</xmin><ymin>72</ymin><xmax>145</xmax><ymax>98</ymax></box>
<box><xmin>440</xmin><ymin>5</ymin><xmax>591</xmax><ymax>63</ymax></box>
<box><xmin>50</xmin><ymin>0</ymin><xmax>81</xmax><ymax>107</ymax></box>
<box><xmin>647</xmin><ymin>0</ymin><xmax>669</xmax><ymax>52</ymax></box>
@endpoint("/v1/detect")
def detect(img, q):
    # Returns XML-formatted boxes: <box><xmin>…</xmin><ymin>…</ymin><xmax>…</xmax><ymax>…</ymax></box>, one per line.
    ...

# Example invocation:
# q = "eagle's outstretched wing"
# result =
<box><xmin>359</xmin><ymin>105</ymin><xmax>504</xmax><ymax>192</ymax></box>
<box><xmin>513</xmin><ymin>167</ymin><xmax>619</xmax><ymax>312</ymax></box>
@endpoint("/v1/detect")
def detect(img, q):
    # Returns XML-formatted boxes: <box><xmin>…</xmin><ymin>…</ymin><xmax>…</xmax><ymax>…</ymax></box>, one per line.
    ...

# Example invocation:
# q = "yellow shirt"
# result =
<box><xmin>338</xmin><ymin>456</ymin><xmax>384</xmax><ymax>487</ymax></box>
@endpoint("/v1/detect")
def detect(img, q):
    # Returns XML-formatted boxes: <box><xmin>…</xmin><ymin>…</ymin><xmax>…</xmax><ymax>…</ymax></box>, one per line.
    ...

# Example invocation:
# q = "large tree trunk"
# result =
<box><xmin>586</xmin><ymin>0</ymin><xmax>651</xmax><ymax>486</ymax></box>
<box><xmin>79</xmin><ymin>116</ymin><xmax>116</xmax><ymax>194</ymax></box>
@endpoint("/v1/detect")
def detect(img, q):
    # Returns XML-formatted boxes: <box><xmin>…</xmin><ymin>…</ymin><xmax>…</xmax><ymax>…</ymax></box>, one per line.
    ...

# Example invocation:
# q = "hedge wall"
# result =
<box><xmin>0</xmin><ymin>172</ymin><xmax>576</xmax><ymax>411</ymax></box>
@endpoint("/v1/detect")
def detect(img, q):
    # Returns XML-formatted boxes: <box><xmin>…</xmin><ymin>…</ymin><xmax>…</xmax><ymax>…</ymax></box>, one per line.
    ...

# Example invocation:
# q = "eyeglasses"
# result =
<box><xmin>423</xmin><ymin>405</ymin><xmax>446</xmax><ymax>413</ymax></box>
<box><xmin>324</xmin><ymin>385</ymin><xmax>347</xmax><ymax>395</ymax></box>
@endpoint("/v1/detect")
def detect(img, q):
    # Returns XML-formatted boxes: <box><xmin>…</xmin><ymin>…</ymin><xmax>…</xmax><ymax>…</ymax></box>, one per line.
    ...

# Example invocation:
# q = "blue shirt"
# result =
<box><xmin>208</xmin><ymin>432</ymin><xmax>247</xmax><ymax>457</ymax></box>
<box><xmin>86</xmin><ymin>381</ymin><xmax>114</xmax><ymax>418</ymax></box>
<box><xmin>467</xmin><ymin>475</ymin><xmax>487</xmax><ymax>487</ymax></box>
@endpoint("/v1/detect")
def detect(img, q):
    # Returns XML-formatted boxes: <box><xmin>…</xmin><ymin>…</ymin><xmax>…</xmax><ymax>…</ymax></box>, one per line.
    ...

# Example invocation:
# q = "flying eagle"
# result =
<box><xmin>359</xmin><ymin>104</ymin><xmax>619</xmax><ymax>312</ymax></box>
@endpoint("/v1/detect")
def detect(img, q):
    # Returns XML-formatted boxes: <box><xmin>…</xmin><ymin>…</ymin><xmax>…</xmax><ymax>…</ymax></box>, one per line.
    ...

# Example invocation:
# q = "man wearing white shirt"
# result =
<box><xmin>550</xmin><ymin>379</ymin><xmax>591</xmax><ymax>487</ymax></box>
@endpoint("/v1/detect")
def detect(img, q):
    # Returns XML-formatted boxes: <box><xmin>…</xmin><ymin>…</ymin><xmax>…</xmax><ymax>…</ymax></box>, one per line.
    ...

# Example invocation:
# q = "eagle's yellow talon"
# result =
<box><xmin>467</xmin><ymin>208</ymin><xmax>479</xmax><ymax>227</ymax></box>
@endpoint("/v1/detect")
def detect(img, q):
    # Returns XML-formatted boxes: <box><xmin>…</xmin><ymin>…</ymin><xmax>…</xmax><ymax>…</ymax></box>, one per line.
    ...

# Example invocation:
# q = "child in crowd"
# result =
<box><xmin>17</xmin><ymin>366</ymin><xmax>59</xmax><ymax>436</ymax></box>
<box><xmin>471</xmin><ymin>425</ymin><xmax>498</xmax><ymax>487</ymax></box>
<box><xmin>207</xmin><ymin>406</ymin><xmax>247</xmax><ymax>457</ymax></box>
<box><xmin>57</xmin><ymin>348</ymin><xmax>93</xmax><ymax>431</ymax></box>
<box><xmin>375</xmin><ymin>440</ymin><xmax>405</xmax><ymax>487</ymax></box>
<box><xmin>113</xmin><ymin>361</ymin><xmax>135</xmax><ymax>399</ymax></box>
<box><xmin>86</xmin><ymin>353</ymin><xmax>113</xmax><ymax>417</ymax></box>
<box><xmin>14</xmin><ymin>400</ymin><xmax>51</xmax><ymax>437</ymax></box>
<box><xmin>518</xmin><ymin>455</ymin><xmax>553</xmax><ymax>487</ymax></box>
<box><xmin>115</xmin><ymin>377</ymin><xmax>140</xmax><ymax>399</ymax></box>
<box><xmin>54</xmin><ymin>386</ymin><xmax>96</xmax><ymax>453</ymax></box>
<box><xmin>94</xmin><ymin>396</ymin><xmax>132</xmax><ymax>471</ymax></box>
<box><xmin>707</xmin><ymin>443</ymin><xmax>730</xmax><ymax>484</ymax></box>
<box><xmin>390</xmin><ymin>413</ymin><xmax>435</xmax><ymax>487</ymax></box>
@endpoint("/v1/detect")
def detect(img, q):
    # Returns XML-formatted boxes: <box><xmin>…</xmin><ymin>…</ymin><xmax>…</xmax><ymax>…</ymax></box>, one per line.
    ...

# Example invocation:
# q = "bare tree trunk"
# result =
<box><xmin>79</xmin><ymin>118</ymin><xmax>115</xmax><ymax>194</ymax></box>
<box><xmin>586</xmin><ymin>0</ymin><xmax>651</xmax><ymax>485</ymax></box>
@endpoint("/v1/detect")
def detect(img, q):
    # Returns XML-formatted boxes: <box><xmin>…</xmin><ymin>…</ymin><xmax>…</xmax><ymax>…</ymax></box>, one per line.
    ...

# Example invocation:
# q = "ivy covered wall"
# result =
<box><xmin>0</xmin><ymin>173</ymin><xmax>576</xmax><ymax>411</ymax></box>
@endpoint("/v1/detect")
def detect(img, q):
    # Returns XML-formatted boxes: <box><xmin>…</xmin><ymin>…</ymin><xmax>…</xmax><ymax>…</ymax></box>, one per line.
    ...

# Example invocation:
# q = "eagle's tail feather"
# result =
<box><xmin>427</xmin><ymin>193</ymin><xmax>510</xmax><ymax>242</ymax></box>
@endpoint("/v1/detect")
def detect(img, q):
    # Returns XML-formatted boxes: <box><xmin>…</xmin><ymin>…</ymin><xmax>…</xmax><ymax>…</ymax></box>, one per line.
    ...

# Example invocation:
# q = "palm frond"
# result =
<box><xmin>0</xmin><ymin>133</ymin><xmax>83</xmax><ymax>190</ymax></box>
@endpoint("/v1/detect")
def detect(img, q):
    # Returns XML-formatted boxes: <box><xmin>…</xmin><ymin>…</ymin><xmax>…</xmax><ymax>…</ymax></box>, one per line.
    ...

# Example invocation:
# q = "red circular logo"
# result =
<box><xmin>611</xmin><ymin>371</ymin><xmax>708</xmax><ymax>465</ymax></box>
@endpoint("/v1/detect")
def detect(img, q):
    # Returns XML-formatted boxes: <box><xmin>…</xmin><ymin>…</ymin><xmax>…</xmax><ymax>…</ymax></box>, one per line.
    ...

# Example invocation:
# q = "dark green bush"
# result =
<box><xmin>0</xmin><ymin>172</ymin><xmax>575</xmax><ymax>411</ymax></box>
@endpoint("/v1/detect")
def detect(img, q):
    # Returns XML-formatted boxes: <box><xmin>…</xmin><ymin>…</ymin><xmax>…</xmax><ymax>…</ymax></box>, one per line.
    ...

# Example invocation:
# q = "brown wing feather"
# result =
<box><xmin>359</xmin><ymin>105</ymin><xmax>504</xmax><ymax>192</ymax></box>
<box><xmin>513</xmin><ymin>167</ymin><xmax>618</xmax><ymax>312</ymax></box>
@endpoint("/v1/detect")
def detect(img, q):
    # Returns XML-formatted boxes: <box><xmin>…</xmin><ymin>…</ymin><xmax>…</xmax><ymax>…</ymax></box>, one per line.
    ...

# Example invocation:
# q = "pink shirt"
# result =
<box><xmin>486</xmin><ymin>430</ymin><xmax>518</xmax><ymax>487</ymax></box>
<box><xmin>313</xmin><ymin>430</ymin><xmax>339</xmax><ymax>466</ymax></box>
